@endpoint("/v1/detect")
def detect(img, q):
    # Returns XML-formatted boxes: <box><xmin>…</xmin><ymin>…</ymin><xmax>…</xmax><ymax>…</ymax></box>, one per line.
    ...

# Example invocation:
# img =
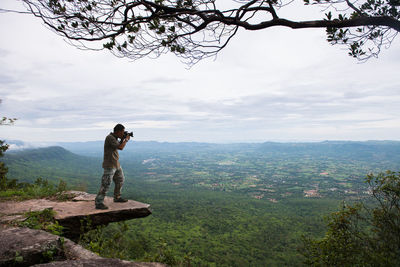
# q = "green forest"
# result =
<box><xmin>3</xmin><ymin>141</ymin><xmax>400</xmax><ymax>266</ymax></box>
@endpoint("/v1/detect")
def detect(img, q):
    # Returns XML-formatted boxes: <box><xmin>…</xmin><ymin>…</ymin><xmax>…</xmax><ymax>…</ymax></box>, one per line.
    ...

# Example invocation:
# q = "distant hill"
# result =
<box><xmin>257</xmin><ymin>141</ymin><xmax>400</xmax><ymax>161</ymax></box>
<box><xmin>3</xmin><ymin>146</ymin><xmax>101</xmax><ymax>190</ymax></box>
<box><xmin>54</xmin><ymin>141</ymin><xmax>104</xmax><ymax>157</ymax></box>
<box><xmin>5</xmin><ymin>146</ymin><xmax>85</xmax><ymax>162</ymax></box>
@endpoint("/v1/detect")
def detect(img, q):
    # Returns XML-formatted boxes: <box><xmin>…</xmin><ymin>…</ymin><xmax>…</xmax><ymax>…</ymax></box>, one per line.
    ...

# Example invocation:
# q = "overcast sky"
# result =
<box><xmin>1</xmin><ymin>0</ymin><xmax>400</xmax><ymax>144</ymax></box>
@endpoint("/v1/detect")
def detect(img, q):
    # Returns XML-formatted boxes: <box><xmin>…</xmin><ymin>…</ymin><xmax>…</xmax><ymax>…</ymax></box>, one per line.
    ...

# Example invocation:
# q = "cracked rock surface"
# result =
<box><xmin>0</xmin><ymin>226</ymin><xmax>66</xmax><ymax>266</ymax></box>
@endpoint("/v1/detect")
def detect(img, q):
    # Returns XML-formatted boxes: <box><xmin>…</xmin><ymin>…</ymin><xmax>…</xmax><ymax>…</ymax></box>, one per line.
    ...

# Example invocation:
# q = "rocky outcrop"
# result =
<box><xmin>0</xmin><ymin>192</ymin><xmax>164</xmax><ymax>267</ymax></box>
<box><xmin>0</xmin><ymin>191</ymin><xmax>152</xmax><ymax>240</ymax></box>
<box><xmin>0</xmin><ymin>226</ymin><xmax>166</xmax><ymax>267</ymax></box>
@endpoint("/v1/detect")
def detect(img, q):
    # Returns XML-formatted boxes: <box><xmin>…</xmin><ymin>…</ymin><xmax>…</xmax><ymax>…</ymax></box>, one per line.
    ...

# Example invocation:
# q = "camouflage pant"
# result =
<box><xmin>95</xmin><ymin>167</ymin><xmax>125</xmax><ymax>205</ymax></box>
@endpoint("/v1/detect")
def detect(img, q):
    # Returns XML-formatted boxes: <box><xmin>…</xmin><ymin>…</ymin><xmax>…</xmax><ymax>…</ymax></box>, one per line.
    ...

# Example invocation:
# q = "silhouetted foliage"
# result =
<box><xmin>15</xmin><ymin>0</ymin><xmax>400</xmax><ymax>65</ymax></box>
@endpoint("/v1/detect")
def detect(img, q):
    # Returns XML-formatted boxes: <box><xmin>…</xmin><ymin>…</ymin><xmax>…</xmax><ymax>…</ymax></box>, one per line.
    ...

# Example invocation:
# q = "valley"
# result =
<box><xmin>3</xmin><ymin>141</ymin><xmax>400</xmax><ymax>266</ymax></box>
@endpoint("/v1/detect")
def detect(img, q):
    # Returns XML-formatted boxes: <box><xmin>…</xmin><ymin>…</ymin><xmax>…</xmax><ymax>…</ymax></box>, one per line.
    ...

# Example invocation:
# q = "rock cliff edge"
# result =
<box><xmin>0</xmin><ymin>191</ymin><xmax>159</xmax><ymax>267</ymax></box>
<box><xmin>0</xmin><ymin>191</ymin><xmax>152</xmax><ymax>239</ymax></box>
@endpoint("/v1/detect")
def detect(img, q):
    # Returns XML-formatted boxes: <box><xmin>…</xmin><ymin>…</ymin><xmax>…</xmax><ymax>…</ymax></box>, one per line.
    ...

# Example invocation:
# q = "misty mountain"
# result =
<box><xmin>5</xmin><ymin>146</ymin><xmax>86</xmax><ymax>162</ymax></box>
<box><xmin>3</xmin><ymin>146</ymin><xmax>101</xmax><ymax>188</ymax></box>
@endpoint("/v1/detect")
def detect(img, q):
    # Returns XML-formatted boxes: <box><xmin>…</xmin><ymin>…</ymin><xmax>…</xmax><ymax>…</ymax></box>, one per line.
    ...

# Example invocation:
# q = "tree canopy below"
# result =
<box><xmin>9</xmin><ymin>0</ymin><xmax>400</xmax><ymax>65</ymax></box>
<box><xmin>300</xmin><ymin>171</ymin><xmax>400</xmax><ymax>266</ymax></box>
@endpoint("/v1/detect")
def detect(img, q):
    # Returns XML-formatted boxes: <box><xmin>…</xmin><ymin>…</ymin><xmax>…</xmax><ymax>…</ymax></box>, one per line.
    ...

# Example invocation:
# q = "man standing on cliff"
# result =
<box><xmin>95</xmin><ymin>124</ymin><xmax>131</xmax><ymax>209</ymax></box>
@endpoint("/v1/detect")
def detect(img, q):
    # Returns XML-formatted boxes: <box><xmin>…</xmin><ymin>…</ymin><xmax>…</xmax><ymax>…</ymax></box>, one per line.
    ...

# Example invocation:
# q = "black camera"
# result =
<box><xmin>123</xmin><ymin>131</ymin><xmax>134</xmax><ymax>139</ymax></box>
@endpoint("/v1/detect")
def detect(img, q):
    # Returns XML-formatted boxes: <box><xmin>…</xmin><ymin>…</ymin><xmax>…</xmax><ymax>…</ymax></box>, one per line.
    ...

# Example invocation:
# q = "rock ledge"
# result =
<box><xmin>0</xmin><ymin>192</ymin><xmax>160</xmax><ymax>267</ymax></box>
<box><xmin>0</xmin><ymin>191</ymin><xmax>152</xmax><ymax>239</ymax></box>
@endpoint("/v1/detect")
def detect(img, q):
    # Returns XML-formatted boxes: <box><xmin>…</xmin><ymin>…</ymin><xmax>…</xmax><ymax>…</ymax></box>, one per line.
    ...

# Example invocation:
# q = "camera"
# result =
<box><xmin>123</xmin><ymin>131</ymin><xmax>134</xmax><ymax>139</ymax></box>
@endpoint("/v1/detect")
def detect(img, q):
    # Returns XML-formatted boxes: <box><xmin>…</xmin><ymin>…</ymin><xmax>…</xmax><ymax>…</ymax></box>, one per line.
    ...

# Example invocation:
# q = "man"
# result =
<box><xmin>95</xmin><ymin>124</ymin><xmax>131</xmax><ymax>209</ymax></box>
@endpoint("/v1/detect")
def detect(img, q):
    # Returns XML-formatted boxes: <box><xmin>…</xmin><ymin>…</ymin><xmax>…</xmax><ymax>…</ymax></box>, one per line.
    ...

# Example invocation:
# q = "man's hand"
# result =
<box><xmin>118</xmin><ymin>135</ymin><xmax>130</xmax><ymax>150</ymax></box>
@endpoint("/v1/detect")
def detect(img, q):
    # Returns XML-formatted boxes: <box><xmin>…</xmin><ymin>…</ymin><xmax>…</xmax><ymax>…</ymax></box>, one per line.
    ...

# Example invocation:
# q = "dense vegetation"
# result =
<box><xmin>300</xmin><ymin>171</ymin><xmax>400</xmax><ymax>266</ymax></box>
<box><xmin>3</xmin><ymin>141</ymin><xmax>400</xmax><ymax>266</ymax></box>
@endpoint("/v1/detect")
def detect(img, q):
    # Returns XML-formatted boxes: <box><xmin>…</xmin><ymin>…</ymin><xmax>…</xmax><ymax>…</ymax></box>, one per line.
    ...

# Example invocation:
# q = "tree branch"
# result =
<box><xmin>225</xmin><ymin>16</ymin><xmax>400</xmax><ymax>32</ymax></box>
<box><xmin>16</xmin><ymin>0</ymin><xmax>400</xmax><ymax>65</ymax></box>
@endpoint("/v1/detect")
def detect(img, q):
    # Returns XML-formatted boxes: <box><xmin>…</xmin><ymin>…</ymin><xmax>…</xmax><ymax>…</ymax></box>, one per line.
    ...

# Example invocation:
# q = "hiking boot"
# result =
<box><xmin>95</xmin><ymin>203</ymin><xmax>109</xmax><ymax>210</ymax></box>
<box><xmin>114</xmin><ymin>197</ymin><xmax>128</xmax><ymax>203</ymax></box>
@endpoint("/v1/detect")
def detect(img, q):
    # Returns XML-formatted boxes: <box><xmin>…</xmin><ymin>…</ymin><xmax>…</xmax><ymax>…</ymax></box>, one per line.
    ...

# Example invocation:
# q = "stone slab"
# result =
<box><xmin>0</xmin><ymin>191</ymin><xmax>152</xmax><ymax>239</ymax></box>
